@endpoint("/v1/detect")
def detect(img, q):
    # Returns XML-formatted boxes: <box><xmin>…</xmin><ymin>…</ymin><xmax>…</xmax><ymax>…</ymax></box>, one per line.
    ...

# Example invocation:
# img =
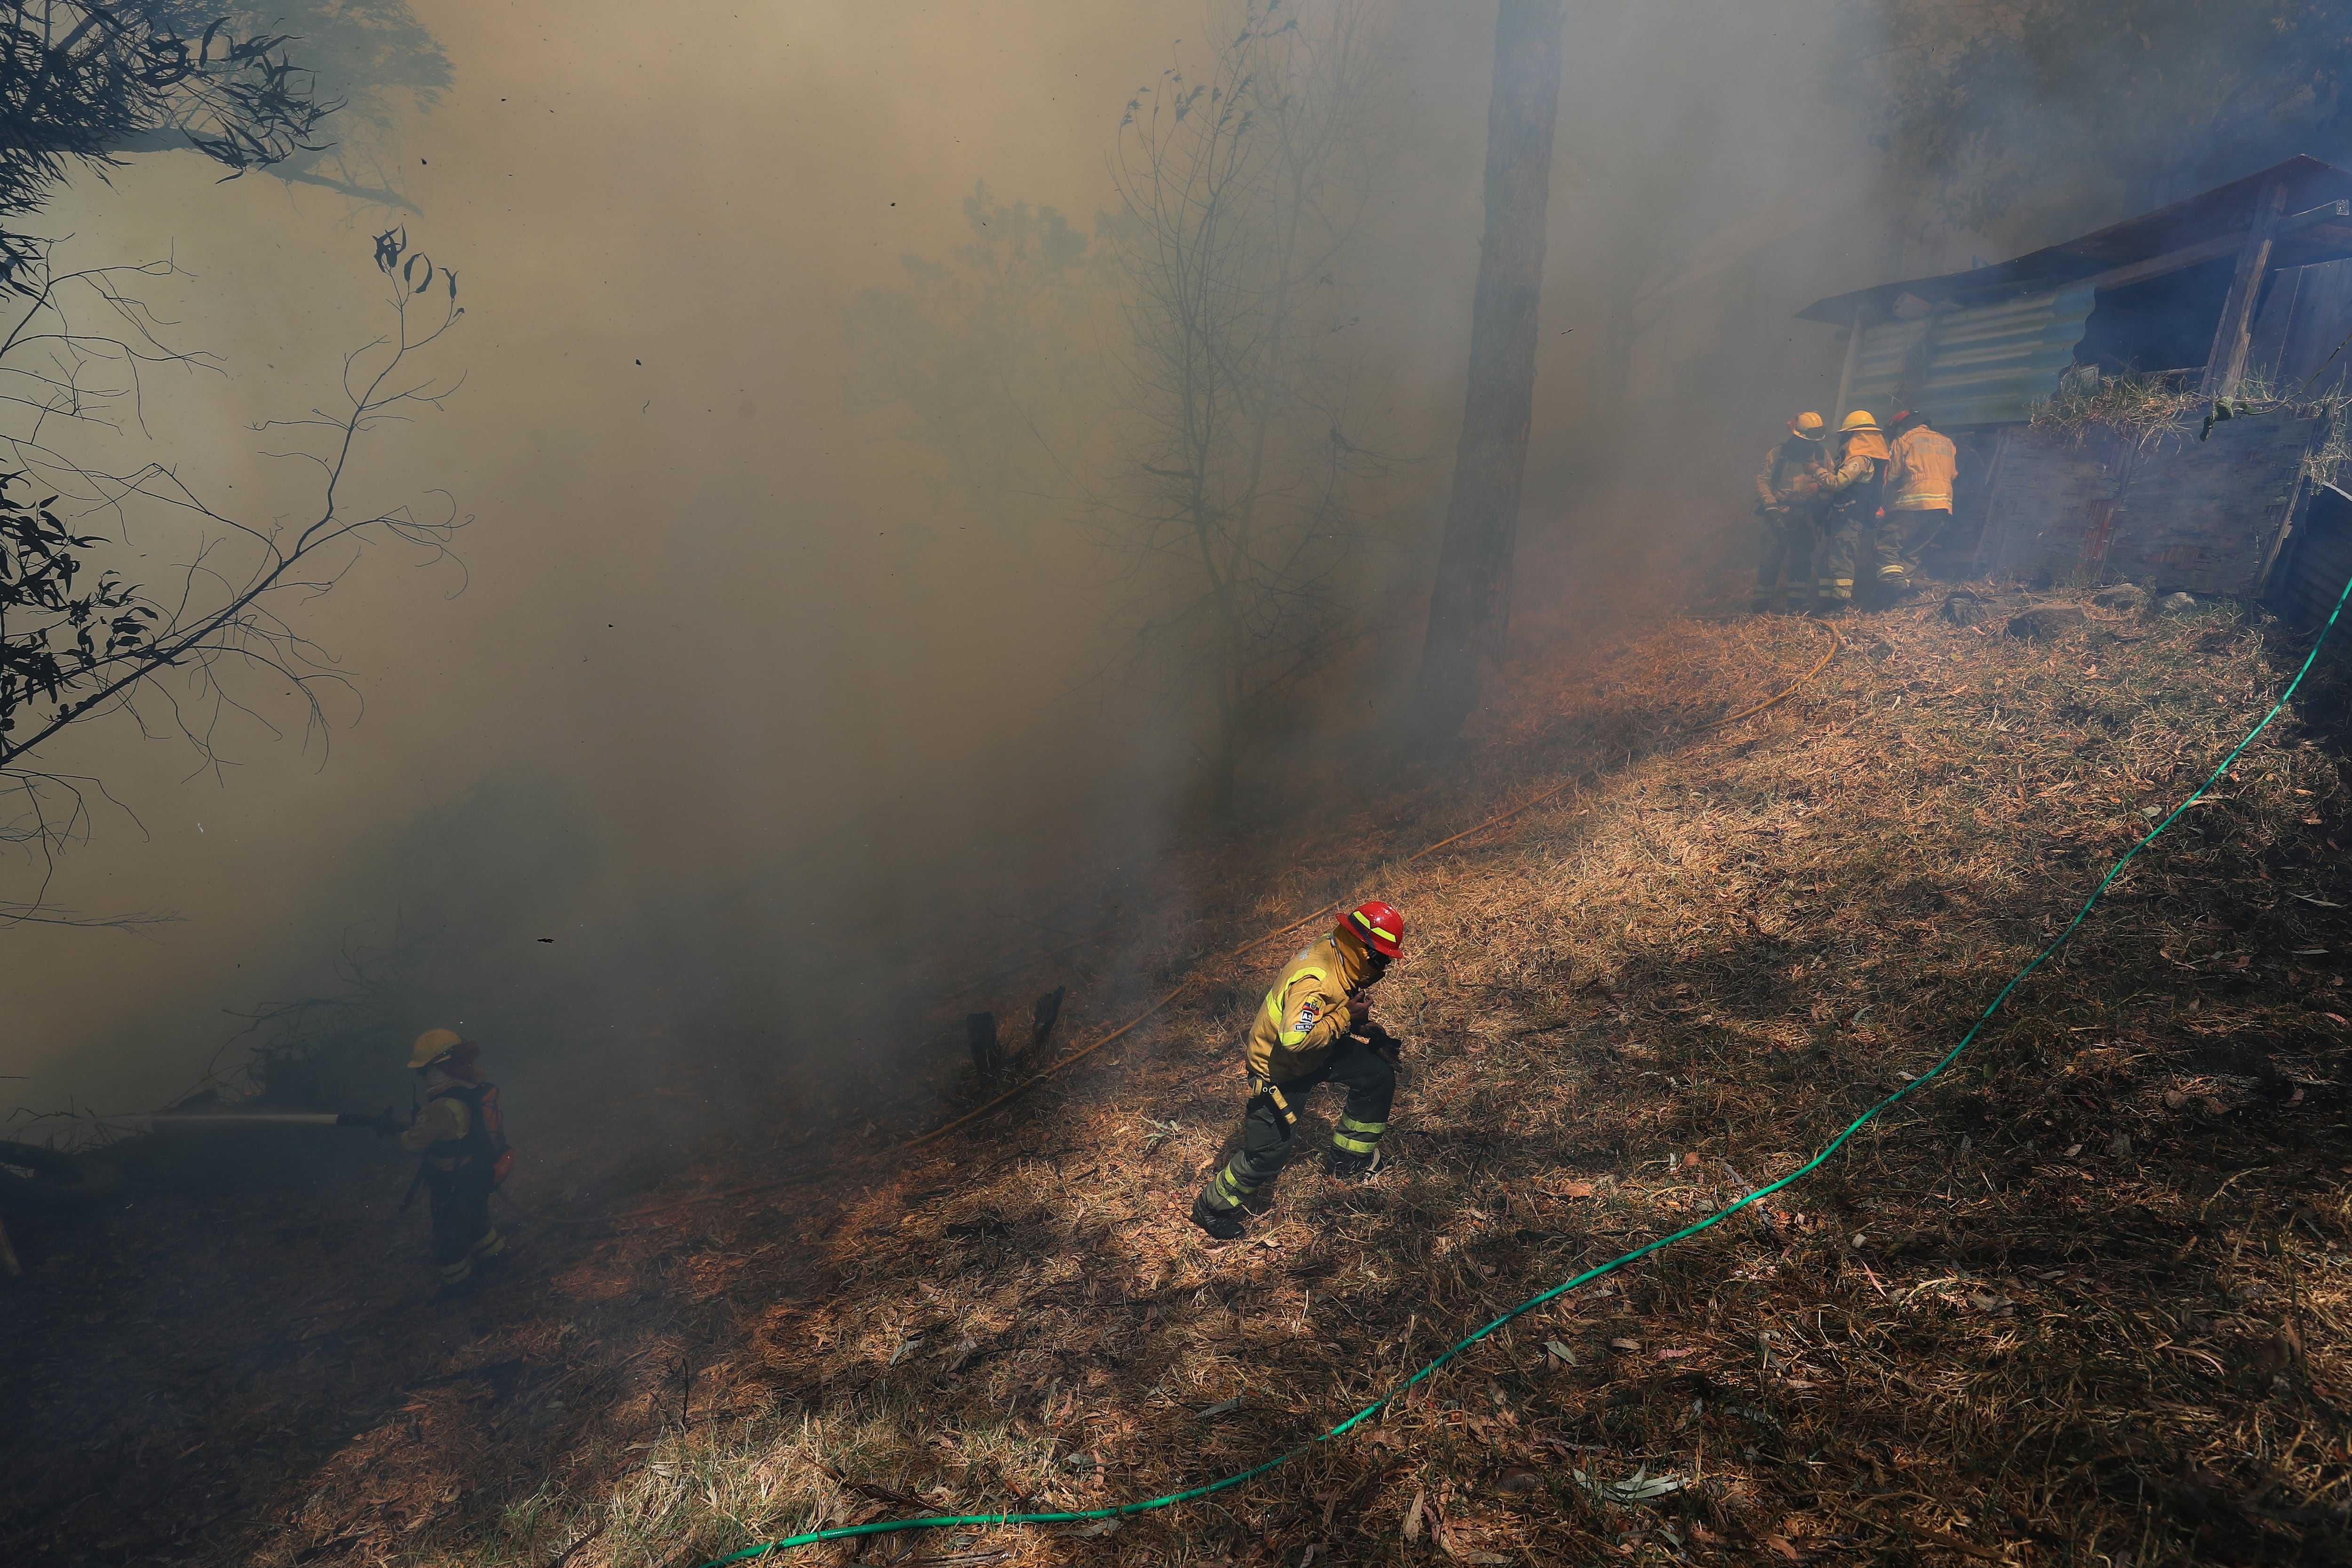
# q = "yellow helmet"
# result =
<box><xmin>1789</xmin><ymin>411</ymin><xmax>1826</xmax><ymax>440</ymax></box>
<box><xmin>408</xmin><ymin>1027</ymin><xmax>466</xmax><ymax>1070</ymax></box>
<box><xmin>1839</xmin><ymin>409</ymin><xmax>1881</xmax><ymax>432</ymax></box>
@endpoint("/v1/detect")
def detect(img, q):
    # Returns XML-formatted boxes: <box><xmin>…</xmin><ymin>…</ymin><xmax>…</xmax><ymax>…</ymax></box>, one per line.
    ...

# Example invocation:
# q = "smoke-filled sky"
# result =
<box><xmin>8</xmin><ymin>0</ymin><xmax>2144</xmax><ymax>1115</ymax></box>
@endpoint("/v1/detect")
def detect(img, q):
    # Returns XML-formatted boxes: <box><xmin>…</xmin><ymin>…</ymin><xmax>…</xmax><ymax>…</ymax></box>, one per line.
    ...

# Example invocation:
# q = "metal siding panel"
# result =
<box><xmin>2280</xmin><ymin>484</ymin><xmax>2352</xmax><ymax>626</ymax></box>
<box><xmin>1846</xmin><ymin>318</ymin><xmax>1928</xmax><ymax>414</ymax></box>
<box><xmin>1847</xmin><ymin>285</ymin><xmax>2097</xmax><ymax>426</ymax></box>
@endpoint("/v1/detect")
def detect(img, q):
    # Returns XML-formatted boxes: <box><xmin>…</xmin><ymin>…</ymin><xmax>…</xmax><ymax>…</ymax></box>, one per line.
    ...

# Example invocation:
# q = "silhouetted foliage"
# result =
<box><xmin>0</xmin><ymin>3</ymin><xmax>343</xmax><ymax>288</ymax></box>
<box><xmin>1097</xmin><ymin>0</ymin><xmax>1407</xmax><ymax>813</ymax></box>
<box><xmin>0</xmin><ymin>476</ymin><xmax>154</xmax><ymax>740</ymax></box>
<box><xmin>840</xmin><ymin>2</ymin><xmax>1413</xmax><ymax>813</ymax></box>
<box><xmin>185</xmin><ymin>1</ymin><xmax>450</xmax><ymax>210</ymax></box>
<box><xmin>0</xmin><ymin>230</ymin><xmax>466</xmax><ymax>926</ymax></box>
<box><xmin>840</xmin><ymin>184</ymin><xmax>1106</xmax><ymax>544</ymax></box>
<box><xmin>1851</xmin><ymin>1</ymin><xmax>2352</xmax><ymax>233</ymax></box>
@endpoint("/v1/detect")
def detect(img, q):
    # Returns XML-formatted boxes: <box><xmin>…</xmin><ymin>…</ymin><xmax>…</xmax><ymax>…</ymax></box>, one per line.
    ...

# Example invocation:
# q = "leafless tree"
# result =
<box><xmin>840</xmin><ymin>184</ymin><xmax>1110</xmax><ymax>549</ymax></box>
<box><xmin>1843</xmin><ymin>0</ymin><xmax>2352</xmax><ymax>233</ymax></box>
<box><xmin>1093</xmin><ymin>0</ymin><xmax>1407</xmax><ymax>814</ymax></box>
<box><xmin>0</xmin><ymin>227</ymin><xmax>466</xmax><ymax>926</ymax></box>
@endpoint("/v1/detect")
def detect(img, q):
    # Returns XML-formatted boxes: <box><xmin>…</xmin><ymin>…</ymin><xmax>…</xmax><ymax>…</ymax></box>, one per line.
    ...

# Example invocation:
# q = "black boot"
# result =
<box><xmin>1190</xmin><ymin>1194</ymin><xmax>1245</xmax><ymax>1240</ymax></box>
<box><xmin>1323</xmin><ymin>1146</ymin><xmax>1380</xmax><ymax>1180</ymax></box>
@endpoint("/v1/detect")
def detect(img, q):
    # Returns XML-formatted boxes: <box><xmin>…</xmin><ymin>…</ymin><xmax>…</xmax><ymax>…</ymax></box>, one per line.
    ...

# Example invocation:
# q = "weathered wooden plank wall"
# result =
<box><xmin>1986</xmin><ymin>415</ymin><xmax>2318</xmax><ymax>594</ymax></box>
<box><xmin>2109</xmin><ymin>415</ymin><xmax>2317</xmax><ymax>593</ymax></box>
<box><xmin>1982</xmin><ymin>436</ymin><xmax>2113</xmax><ymax>581</ymax></box>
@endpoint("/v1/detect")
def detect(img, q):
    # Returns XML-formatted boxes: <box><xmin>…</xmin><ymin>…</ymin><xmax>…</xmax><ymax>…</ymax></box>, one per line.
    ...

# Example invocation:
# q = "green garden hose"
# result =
<box><xmin>702</xmin><ymin>585</ymin><xmax>2347</xmax><ymax>1566</ymax></box>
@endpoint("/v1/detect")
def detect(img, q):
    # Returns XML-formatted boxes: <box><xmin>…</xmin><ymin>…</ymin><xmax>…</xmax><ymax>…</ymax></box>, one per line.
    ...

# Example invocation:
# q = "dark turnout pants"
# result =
<box><xmin>1818</xmin><ymin>501</ymin><xmax>1868</xmax><ymax>602</ymax></box>
<box><xmin>1198</xmin><ymin>1038</ymin><xmax>1396</xmax><ymax>1214</ymax></box>
<box><xmin>1874</xmin><ymin>507</ymin><xmax>1949</xmax><ymax>586</ymax></box>
<box><xmin>1755</xmin><ymin>508</ymin><xmax>1821</xmax><ymax>608</ymax></box>
<box><xmin>426</xmin><ymin>1161</ymin><xmax>504</xmax><ymax>1286</ymax></box>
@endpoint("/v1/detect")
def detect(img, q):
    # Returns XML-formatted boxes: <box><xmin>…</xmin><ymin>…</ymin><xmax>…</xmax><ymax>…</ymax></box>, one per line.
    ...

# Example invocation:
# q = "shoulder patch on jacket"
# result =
<box><xmin>1293</xmin><ymin>997</ymin><xmax>1321</xmax><ymax>1035</ymax></box>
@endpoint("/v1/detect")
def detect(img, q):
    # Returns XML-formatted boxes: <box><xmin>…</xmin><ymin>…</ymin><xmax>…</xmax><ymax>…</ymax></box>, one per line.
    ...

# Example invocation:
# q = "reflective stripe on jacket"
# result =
<box><xmin>1244</xmin><ymin>932</ymin><xmax>1375</xmax><ymax>1084</ymax></box>
<box><xmin>1887</xmin><ymin>426</ymin><xmax>1957</xmax><ymax>510</ymax></box>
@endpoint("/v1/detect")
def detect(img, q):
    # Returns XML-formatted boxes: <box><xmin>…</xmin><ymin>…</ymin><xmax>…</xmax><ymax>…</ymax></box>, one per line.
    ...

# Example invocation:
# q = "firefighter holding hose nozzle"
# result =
<box><xmin>1191</xmin><ymin>901</ymin><xmax>1406</xmax><ymax>1241</ymax></box>
<box><xmin>399</xmin><ymin>1028</ymin><xmax>513</xmax><ymax>1299</ymax></box>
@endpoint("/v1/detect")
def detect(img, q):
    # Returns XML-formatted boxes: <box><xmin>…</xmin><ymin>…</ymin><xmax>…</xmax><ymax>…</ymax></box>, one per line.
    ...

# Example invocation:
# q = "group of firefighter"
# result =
<box><xmin>1753</xmin><ymin>406</ymin><xmax>1958</xmax><ymax>615</ymax></box>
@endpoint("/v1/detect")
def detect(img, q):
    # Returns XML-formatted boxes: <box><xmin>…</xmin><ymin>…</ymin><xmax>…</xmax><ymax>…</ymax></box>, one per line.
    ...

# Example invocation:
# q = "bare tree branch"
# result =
<box><xmin>0</xmin><ymin>229</ymin><xmax>467</xmax><ymax>926</ymax></box>
<box><xmin>1092</xmin><ymin>0</ymin><xmax>1410</xmax><ymax>812</ymax></box>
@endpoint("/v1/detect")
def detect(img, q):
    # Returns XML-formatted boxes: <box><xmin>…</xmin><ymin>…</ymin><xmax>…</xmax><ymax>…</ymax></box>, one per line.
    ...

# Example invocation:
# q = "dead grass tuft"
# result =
<box><xmin>2030</xmin><ymin>368</ymin><xmax>2207</xmax><ymax>452</ymax></box>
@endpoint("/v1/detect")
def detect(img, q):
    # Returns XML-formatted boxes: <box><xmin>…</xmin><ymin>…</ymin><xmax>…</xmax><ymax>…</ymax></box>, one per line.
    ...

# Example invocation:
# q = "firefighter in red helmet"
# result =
<box><xmin>1190</xmin><ymin>900</ymin><xmax>1406</xmax><ymax>1240</ymax></box>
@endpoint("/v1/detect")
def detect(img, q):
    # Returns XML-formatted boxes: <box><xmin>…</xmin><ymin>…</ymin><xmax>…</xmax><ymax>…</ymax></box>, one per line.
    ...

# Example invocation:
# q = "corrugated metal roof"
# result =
<box><xmin>1797</xmin><ymin>155</ymin><xmax>2352</xmax><ymax>324</ymax></box>
<box><xmin>1845</xmin><ymin>284</ymin><xmax>2097</xmax><ymax>427</ymax></box>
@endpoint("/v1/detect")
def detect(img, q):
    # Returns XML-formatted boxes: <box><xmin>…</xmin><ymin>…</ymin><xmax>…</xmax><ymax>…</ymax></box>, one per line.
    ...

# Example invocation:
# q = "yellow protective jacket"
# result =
<box><xmin>1886</xmin><ymin>426</ymin><xmax>1958</xmax><ymax>511</ymax></box>
<box><xmin>1826</xmin><ymin>429</ymin><xmax>1889</xmax><ymax>488</ymax></box>
<box><xmin>1754</xmin><ymin>436</ymin><xmax>1830</xmax><ymax>510</ymax></box>
<box><xmin>399</xmin><ymin>1092</ymin><xmax>469</xmax><ymax>1154</ymax></box>
<box><xmin>1245</xmin><ymin>931</ymin><xmax>1377</xmax><ymax>1085</ymax></box>
<box><xmin>1824</xmin><ymin>430</ymin><xmax>1890</xmax><ymax>515</ymax></box>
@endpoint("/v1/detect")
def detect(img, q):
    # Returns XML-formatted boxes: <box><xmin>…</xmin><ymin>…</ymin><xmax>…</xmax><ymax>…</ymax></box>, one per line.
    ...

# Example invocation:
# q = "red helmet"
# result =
<box><xmin>1341</xmin><ymin>899</ymin><xmax>1404</xmax><ymax>959</ymax></box>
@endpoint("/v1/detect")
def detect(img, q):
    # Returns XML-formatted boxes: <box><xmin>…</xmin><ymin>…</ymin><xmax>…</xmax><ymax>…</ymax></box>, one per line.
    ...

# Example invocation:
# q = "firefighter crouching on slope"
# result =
<box><xmin>1877</xmin><ymin>408</ymin><xmax>1958</xmax><ymax>597</ymax></box>
<box><xmin>1815</xmin><ymin>409</ymin><xmax>1890</xmax><ymax>615</ymax></box>
<box><xmin>1752</xmin><ymin>411</ymin><xmax>1832</xmax><ymax>613</ymax></box>
<box><xmin>400</xmin><ymin>1029</ymin><xmax>514</xmax><ymax>1298</ymax></box>
<box><xmin>1191</xmin><ymin>901</ymin><xmax>1405</xmax><ymax>1241</ymax></box>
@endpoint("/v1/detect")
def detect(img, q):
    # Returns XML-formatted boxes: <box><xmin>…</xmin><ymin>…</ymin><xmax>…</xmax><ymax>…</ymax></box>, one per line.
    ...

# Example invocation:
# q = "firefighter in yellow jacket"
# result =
<box><xmin>1191</xmin><ymin>901</ymin><xmax>1406</xmax><ymax>1240</ymax></box>
<box><xmin>1877</xmin><ymin>409</ymin><xmax>1958</xmax><ymax>596</ymax></box>
<box><xmin>1816</xmin><ymin>410</ymin><xmax>1890</xmax><ymax>613</ymax></box>
<box><xmin>1752</xmin><ymin>412</ymin><xmax>1832</xmax><ymax>613</ymax></box>
<box><xmin>400</xmin><ymin>1029</ymin><xmax>512</xmax><ymax>1298</ymax></box>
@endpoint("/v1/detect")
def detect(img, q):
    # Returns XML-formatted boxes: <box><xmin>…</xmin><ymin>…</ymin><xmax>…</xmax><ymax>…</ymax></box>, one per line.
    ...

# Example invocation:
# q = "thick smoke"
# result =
<box><xmin>18</xmin><ymin>0</ymin><xmax>2330</xmax><ymax>1141</ymax></box>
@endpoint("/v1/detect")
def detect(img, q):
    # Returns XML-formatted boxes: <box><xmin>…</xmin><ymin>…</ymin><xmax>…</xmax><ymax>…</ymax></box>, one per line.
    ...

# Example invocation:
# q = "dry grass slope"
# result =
<box><xmin>7</xmin><ymin>591</ymin><xmax>2352</xmax><ymax>1568</ymax></box>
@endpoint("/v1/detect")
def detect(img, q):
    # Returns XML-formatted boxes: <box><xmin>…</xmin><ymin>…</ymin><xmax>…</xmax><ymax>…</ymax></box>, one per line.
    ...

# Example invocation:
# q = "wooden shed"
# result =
<box><xmin>1796</xmin><ymin>157</ymin><xmax>2352</xmax><ymax>599</ymax></box>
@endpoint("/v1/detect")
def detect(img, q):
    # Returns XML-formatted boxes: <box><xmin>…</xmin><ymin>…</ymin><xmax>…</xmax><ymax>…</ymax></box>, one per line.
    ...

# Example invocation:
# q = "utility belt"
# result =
<box><xmin>1245</xmin><ymin>1027</ymin><xmax>1399</xmax><ymax>1110</ymax></box>
<box><xmin>1248</xmin><ymin>1078</ymin><xmax>1300</xmax><ymax>1131</ymax></box>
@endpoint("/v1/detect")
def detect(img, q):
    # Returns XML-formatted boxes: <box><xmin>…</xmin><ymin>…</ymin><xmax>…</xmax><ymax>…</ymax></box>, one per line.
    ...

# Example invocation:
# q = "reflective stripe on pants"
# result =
<box><xmin>1196</xmin><ymin>1039</ymin><xmax>1396</xmax><ymax>1213</ymax></box>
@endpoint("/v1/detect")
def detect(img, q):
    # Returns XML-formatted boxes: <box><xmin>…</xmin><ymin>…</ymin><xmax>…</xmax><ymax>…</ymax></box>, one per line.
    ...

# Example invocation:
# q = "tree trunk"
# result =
<box><xmin>1411</xmin><ymin>0</ymin><xmax>1564</xmax><ymax>743</ymax></box>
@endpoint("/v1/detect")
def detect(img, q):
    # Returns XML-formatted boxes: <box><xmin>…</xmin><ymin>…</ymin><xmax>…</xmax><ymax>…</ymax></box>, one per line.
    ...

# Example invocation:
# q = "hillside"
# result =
<box><xmin>7</xmin><ymin>587</ymin><xmax>2352</xmax><ymax>1568</ymax></box>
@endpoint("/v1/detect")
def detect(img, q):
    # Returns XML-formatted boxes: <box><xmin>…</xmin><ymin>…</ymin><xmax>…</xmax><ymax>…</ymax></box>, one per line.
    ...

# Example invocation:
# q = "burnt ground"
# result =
<box><xmin>7</xmin><ymin>590</ymin><xmax>2352</xmax><ymax>1567</ymax></box>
